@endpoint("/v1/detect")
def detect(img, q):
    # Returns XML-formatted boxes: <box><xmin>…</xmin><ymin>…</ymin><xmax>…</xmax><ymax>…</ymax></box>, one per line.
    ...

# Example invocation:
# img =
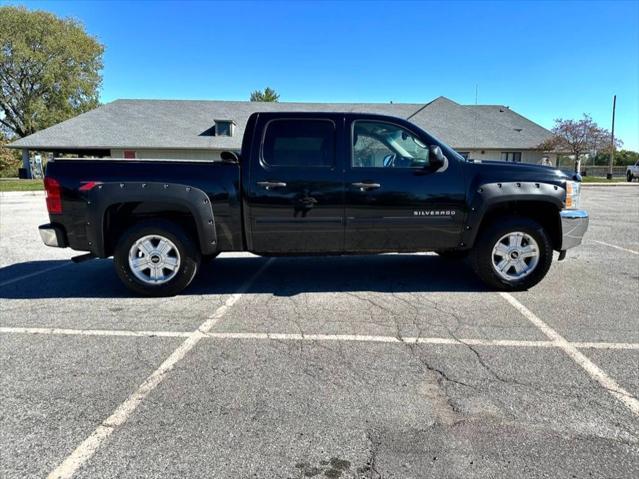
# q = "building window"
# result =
<box><xmin>215</xmin><ymin>120</ymin><xmax>235</xmax><ymax>137</ymax></box>
<box><xmin>500</xmin><ymin>152</ymin><xmax>522</xmax><ymax>162</ymax></box>
<box><xmin>262</xmin><ymin>119</ymin><xmax>335</xmax><ymax>167</ymax></box>
<box><xmin>123</xmin><ymin>150</ymin><xmax>136</xmax><ymax>159</ymax></box>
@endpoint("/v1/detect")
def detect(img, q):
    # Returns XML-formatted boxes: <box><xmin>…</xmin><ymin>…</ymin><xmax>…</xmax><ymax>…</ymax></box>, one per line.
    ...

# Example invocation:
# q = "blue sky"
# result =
<box><xmin>6</xmin><ymin>0</ymin><xmax>639</xmax><ymax>149</ymax></box>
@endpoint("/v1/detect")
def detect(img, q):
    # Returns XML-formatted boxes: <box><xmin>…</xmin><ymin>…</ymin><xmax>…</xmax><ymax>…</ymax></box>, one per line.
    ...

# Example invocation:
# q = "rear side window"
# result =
<box><xmin>262</xmin><ymin>119</ymin><xmax>335</xmax><ymax>167</ymax></box>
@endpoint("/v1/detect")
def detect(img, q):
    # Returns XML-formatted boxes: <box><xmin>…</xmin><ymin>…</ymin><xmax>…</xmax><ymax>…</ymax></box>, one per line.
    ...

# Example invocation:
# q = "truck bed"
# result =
<box><xmin>45</xmin><ymin>158</ymin><xmax>243</xmax><ymax>253</ymax></box>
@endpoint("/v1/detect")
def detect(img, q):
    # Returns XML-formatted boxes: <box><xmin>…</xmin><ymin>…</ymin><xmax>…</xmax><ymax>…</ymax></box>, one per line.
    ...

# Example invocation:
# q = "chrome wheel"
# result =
<box><xmin>491</xmin><ymin>231</ymin><xmax>539</xmax><ymax>281</ymax></box>
<box><xmin>128</xmin><ymin>235</ymin><xmax>181</xmax><ymax>285</ymax></box>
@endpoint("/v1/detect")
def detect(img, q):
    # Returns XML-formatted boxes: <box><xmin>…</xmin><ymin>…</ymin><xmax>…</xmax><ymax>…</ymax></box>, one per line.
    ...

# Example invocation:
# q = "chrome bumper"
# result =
<box><xmin>559</xmin><ymin>210</ymin><xmax>589</xmax><ymax>250</ymax></box>
<box><xmin>39</xmin><ymin>224</ymin><xmax>67</xmax><ymax>248</ymax></box>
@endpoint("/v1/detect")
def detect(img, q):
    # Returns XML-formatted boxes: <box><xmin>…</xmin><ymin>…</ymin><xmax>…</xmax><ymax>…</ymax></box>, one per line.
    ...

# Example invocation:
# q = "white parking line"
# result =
<box><xmin>0</xmin><ymin>327</ymin><xmax>190</xmax><ymax>338</ymax></box>
<box><xmin>205</xmin><ymin>332</ymin><xmax>554</xmax><ymax>347</ymax></box>
<box><xmin>2</xmin><ymin>326</ymin><xmax>638</xmax><ymax>350</ymax></box>
<box><xmin>572</xmin><ymin>341</ymin><xmax>639</xmax><ymax>350</ymax></box>
<box><xmin>205</xmin><ymin>333</ymin><xmax>639</xmax><ymax>350</ymax></box>
<box><xmin>0</xmin><ymin>262</ymin><xmax>72</xmax><ymax>287</ymax></box>
<box><xmin>591</xmin><ymin>240</ymin><xmax>639</xmax><ymax>255</ymax></box>
<box><xmin>500</xmin><ymin>292</ymin><xmax>639</xmax><ymax>417</ymax></box>
<box><xmin>46</xmin><ymin>258</ymin><xmax>274</xmax><ymax>479</ymax></box>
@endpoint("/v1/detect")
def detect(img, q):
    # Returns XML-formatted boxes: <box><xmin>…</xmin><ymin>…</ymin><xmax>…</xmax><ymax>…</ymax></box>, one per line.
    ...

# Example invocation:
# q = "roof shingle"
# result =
<box><xmin>9</xmin><ymin>96</ymin><xmax>552</xmax><ymax>151</ymax></box>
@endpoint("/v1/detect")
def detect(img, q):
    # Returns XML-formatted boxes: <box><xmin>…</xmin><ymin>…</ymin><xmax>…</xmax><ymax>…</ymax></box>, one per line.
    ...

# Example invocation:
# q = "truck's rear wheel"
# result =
<box><xmin>470</xmin><ymin>216</ymin><xmax>553</xmax><ymax>291</ymax></box>
<box><xmin>114</xmin><ymin>220</ymin><xmax>201</xmax><ymax>296</ymax></box>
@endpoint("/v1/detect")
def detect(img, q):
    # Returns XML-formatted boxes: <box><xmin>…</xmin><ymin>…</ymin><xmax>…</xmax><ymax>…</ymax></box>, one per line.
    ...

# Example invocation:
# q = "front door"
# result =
<box><xmin>246</xmin><ymin>115</ymin><xmax>345</xmax><ymax>253</ymax></box>
<box><xmin>344</xmin><ymin>118</ymin><xmax>466</xmax><ymax>252</ymax></box>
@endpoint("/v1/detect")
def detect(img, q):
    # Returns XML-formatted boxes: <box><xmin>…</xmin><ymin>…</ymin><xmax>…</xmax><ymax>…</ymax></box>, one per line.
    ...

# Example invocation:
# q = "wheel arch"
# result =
<box><xmin>463</xmin><ymin>182</ymin><xmax>565</xmax><ymax>251</ymax></box>
<box><xmin>86</xmin><ymin>182</ymin><xmax>217</xmax><ymax>257</ymax></box>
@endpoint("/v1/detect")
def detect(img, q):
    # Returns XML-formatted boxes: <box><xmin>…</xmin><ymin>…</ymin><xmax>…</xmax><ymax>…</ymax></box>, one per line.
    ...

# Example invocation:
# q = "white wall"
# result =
<box><xmin>110</xmin><ymin>149</ymin><xmax>222</xmax><ymax>161</ymax></box>
<box><xmin>457</xmin><ymin>149</ymin><xmax>554</xmax><ymax>165</ymax></box>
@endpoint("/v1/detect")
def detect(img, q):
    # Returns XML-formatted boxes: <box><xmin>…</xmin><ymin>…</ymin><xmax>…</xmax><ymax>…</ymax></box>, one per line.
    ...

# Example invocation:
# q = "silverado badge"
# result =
<box><xmin>413</xmin><ymin>210</ymin><xmax>456</xmax><ymax>216</ymax></box>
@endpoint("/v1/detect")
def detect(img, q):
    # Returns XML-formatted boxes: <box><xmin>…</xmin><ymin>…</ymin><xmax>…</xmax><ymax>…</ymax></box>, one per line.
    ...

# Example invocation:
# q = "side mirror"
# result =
<box><xmin>220</xmin><ymin>151</ymin><xmax>240</xmax><ymax>163</ymax></box>
<box><xmin>429</xmin><ymin>145</ymin><xmax>446</xmax><ymax>169</ymax></box>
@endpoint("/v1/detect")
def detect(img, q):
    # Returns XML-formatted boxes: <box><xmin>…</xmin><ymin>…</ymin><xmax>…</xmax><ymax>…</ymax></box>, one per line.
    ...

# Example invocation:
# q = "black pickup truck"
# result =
<box><xmin>39</xmin><ymin>112</ymin><xmax>589</xmax><ymax>296</ymax></box>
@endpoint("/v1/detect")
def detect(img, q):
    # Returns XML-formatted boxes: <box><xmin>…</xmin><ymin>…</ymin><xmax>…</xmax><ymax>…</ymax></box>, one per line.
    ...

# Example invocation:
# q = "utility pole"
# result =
<box><xmin>607</xmin><ymin>95</ymin><xmax>616</xmax><ymax>180</ymax></box>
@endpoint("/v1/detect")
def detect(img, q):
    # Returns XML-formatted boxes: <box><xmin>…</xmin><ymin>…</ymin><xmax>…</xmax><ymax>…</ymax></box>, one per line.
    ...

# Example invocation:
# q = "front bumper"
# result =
<box><xmin>39</xmin><ymin>224</ymin><xmax>68</xmax><ymax>248</ymax></box>
<box><xmin>559</xmin><ymin>209</ymin><xmax>589</xmax><ymax>250</ymax></box>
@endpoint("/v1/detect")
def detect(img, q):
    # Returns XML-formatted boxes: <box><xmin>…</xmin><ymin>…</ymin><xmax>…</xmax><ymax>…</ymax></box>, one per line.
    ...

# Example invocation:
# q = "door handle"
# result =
<box><xmin>257</xmin><ymin>181</ymin><xmax>287</xmax><ymax>190</ymax></box>
<box><xmin>351</xmin><ymin>182</ymin><xmax>381</xmax><ymax>191</ymax></box>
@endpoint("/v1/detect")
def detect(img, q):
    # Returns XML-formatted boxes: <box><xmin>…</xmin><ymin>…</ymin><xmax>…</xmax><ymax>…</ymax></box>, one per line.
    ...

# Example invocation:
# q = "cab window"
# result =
<box><xmin>262</xmin><ymin>119</ymin><xmax>335</xmax><ymax>167</ymax></box>
<box><xmin>352</xmin><ymin>120</ymin><xmax>429</xmax><ymax>168</ymax></box>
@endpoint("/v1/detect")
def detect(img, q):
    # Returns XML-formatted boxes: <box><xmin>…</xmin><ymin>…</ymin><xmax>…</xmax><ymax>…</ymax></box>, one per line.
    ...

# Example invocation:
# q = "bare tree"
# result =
<box><xmin>539</xmin><ymin>114</ymin><xmax>621</xmax><ymax>172</ymax></box>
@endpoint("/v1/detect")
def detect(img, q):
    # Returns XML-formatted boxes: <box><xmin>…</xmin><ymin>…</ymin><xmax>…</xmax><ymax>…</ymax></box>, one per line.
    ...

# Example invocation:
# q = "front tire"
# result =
<box><xmin>628</xmin><ymin>172</ymin><xmax>634</xmax><ymax>182</ymax></box>
<box><xmin>470</xmin><ymin>216</ymin><xmax>553</xmax><ymax>291</ymax></box>
<box><xmin>114</xmin><ymin>220</ymin><xmax>201</xmax><ymax>296</ymax></box>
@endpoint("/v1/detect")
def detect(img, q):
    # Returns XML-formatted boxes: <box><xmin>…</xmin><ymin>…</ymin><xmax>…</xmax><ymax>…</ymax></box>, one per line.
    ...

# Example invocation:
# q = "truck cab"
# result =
<box><xmin>241</xmin><ymin>112</ymin><xmax>466</xmax><ymax>254</ymax></box>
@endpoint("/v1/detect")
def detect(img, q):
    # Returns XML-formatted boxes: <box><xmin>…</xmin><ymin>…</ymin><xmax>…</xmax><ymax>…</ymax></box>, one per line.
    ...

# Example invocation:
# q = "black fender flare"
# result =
<box><xmin>85</xmin><ymin>182</ymin><xmax>217</xmax><ymax>257</ymax></box>
<box><xmin>460</xmin><ymin>181</ymin><xmax>565</xmax><ymax>248</ymax></box>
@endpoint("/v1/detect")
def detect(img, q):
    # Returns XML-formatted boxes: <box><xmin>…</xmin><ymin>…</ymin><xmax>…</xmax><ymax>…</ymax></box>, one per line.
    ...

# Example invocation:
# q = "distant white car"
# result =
<box><xmin>627</xmin><ymin>161</ymin><xmax>639</xmax><ymax>182</ymax></box>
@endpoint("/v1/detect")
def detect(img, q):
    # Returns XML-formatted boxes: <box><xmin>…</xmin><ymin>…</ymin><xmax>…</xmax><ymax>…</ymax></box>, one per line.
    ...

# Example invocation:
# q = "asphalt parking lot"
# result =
<box><xmin>1</xmin><ymin>186</ymin><xmax>638</xmax><ymax>479</ymax></box>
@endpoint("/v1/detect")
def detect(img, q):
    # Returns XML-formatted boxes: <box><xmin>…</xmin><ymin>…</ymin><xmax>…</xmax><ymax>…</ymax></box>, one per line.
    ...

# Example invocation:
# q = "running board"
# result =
<box><xmin>71</xmin><ymin>253</ymin><xmax>96</xmax><ymax>263</ymax></box>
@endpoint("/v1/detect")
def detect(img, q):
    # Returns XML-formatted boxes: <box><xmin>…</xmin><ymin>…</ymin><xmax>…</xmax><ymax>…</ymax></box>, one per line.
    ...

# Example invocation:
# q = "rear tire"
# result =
<box><xmin>470</xmin><ymin>216</ymin><xmax>553</xmax><ymax>291</ymax></box>
<box><xmin>114</xmin><ymin>220</ymin><xmax>201</xmax><ymax>296</ymax></box>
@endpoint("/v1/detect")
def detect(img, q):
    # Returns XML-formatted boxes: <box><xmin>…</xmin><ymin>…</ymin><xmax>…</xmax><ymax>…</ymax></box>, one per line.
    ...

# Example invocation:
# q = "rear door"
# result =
<box><xmin>344</xmin><ymin>116</ymin><xmax>467</xmax><ymax>252</ymax></box>
<box><xmin>245</xmin><ymin>114</ymin><xmax>345</xmax><ymax>253</ymax></box>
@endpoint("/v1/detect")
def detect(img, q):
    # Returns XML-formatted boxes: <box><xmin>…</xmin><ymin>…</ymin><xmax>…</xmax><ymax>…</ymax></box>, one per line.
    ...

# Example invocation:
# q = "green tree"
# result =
<box><xmin>594</xmin><ymin>149</ymin><xmax>639</xmax><ymax>166</ymax></box>
<box><xmin>249</xmin><ymin>87</ymin><xmax>280</xmax><ymax>102</ymax></box>
<box><xmin>0</xmin><ymin>6</ymin><xmax>104</xmax><ymax>138</ymax></box>
<box><xmin>0</xmin><ymin>132</ymin><xmax>20</xmax><ymax>177</ymax></box>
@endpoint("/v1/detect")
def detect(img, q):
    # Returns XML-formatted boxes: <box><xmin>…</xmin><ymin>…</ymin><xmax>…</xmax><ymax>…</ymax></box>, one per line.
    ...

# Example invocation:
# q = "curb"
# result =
<box><xmin>581</xmin><ymin>183</ymin><xmax>639</xmax><ymax>187</ymax></box>
<box><xmin>0</xmin><ymin>190</ymin><xmax>45</xmax><ymax>197</ymax></box>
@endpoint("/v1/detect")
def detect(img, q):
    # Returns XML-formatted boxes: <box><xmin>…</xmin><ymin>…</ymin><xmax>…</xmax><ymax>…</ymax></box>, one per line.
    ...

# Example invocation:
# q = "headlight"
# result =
<box><xmin>565</xmin><ymin>181</ymin><xmax>581</xmax><ymax>209</ymax></box>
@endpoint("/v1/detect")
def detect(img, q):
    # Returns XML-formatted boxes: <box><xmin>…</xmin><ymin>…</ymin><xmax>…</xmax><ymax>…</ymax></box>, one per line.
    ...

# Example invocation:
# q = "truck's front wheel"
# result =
<box><xmin>114</xmin><ymin>220</ymin><xmax>201</xmax><ymax>296</ymax></box>
<box><xmin>470</xmin><ymin>216</ymin><xmax>553</xmax><ymax>291</ymax></box>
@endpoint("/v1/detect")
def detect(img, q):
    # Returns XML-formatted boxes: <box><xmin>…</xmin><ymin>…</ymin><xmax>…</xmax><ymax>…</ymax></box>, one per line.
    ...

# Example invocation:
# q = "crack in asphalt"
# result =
<box><xmin>345</xmin><ymin>291</ymin><xmax>475</xmax><ymax>389</ymax></box>
<box><xmin>361</xmin><ymin>430</ymin><xmax>382</xmax><ymax>479</ymax></box>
